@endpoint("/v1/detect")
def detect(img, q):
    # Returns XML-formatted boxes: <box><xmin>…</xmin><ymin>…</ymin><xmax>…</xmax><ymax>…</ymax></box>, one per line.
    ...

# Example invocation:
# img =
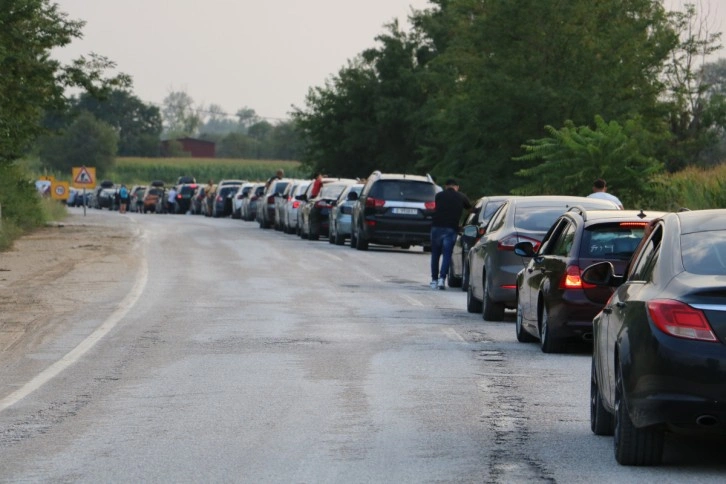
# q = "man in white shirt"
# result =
<box><xmin>167</xmin><ymin>186</ymin><xmax>178</xmax><ymax>214</ymax></box>
<box><xmin>587</xmin><ymin>178</ymin><xmax>623</xmax><ymax>209</ymax></box>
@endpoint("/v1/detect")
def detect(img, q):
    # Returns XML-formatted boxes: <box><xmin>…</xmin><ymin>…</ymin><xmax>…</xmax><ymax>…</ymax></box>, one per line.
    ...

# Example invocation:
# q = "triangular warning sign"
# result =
<box><xmin>74</xmin><ymin>167</ymin><xmax>93</xmax><ymax>184</ymax></box>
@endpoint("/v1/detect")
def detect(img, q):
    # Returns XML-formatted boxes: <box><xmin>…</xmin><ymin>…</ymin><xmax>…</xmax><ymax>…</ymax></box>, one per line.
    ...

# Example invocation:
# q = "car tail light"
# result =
<box><xmin>176</xmin><ymin>194</ymin><xmax>182</xmax><ymax>200</ymax></box>
<box><xmin>292</xmin><ymin>201</ymin><xmax>301</xmax><ymax>209</ymax></box>
<box><xmin>647</xmin><ymin>299</ymin><xmax>718</xmax><ymax>342</ymax></box>
<box><xmin>559</xmin><ymin>265</ymin><xmax>596</xmax><ymax>290</ymax></box>
<box><xmin>366</xmin><ymin>220</ymin><xmax>376</xmax><ymax>227</ymax></box>
<box><xmin>315</xmin><ymin>200</ymin><xmax>331</xmax><ymax>209</ymax></box>
<box><xmin>619</xmin><ymin>222</ymin><xmax>648</xmax><ymax>227</ymax></box>
<box><xmin>365</xmin><ymin>197</ymin><xmax>386</xmax><ymax>208</ymax></box>
<box><xmin>425</xmin><ymin>201</ymin><xmax>436</xmax><ymax>210</ymax></box>
<box><xmin>499</xmin><ymin>234</ymin><xmax>540</xmax><ymax>252</ymax></box>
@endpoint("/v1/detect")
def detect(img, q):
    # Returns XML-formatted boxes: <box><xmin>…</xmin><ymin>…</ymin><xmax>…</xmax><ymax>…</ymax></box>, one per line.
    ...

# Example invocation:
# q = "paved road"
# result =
<box><xmin>0</xmin><ymin>210</ymin><xmax>724</xmax><ymax>482</ymax></box>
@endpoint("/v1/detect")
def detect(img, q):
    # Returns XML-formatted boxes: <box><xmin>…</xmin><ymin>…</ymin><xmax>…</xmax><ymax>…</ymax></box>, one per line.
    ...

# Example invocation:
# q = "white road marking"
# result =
<box><xmin>443</xmin><ymin>327</ymin><xmax>466</xmax><ymax>342</ymax></box>
<box><xmin>0</xmin><ymin>225</ymin><xmax>149</xmax><ymax>413</ymax></box>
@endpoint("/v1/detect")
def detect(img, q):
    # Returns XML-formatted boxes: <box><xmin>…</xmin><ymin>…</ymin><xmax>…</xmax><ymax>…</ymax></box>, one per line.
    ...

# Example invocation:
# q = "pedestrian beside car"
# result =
<box><xmin>118</xmin><ymin>184</ymin><xmax>129</xmax><ymax>214</ymax></box>
<box><xmin>310</xmin><ymin>172</ymin><xmax>324</xmax><ymax>198</ymax></box>
<box><xmin>166</xmin><ymin>186</ymin><xmax>177</xmax><ymax>214</ymax></box>
<box><xmin>265</xmin><ymin>169</ymin><xmax>285</xmax><ymax>190</ymax></box>
<box><xmin>430</xmin><ymin>178</ymin><xmax>471</xmax><ymax>290</ymax></box>
<box><xmin>587</xmin><ymin>178</ymin><xmax>623</xmax><ymax>209</ymax></box>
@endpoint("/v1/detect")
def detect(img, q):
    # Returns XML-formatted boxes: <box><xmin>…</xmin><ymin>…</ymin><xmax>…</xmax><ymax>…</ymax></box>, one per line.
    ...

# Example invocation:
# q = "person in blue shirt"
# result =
<box><xmin>118</xmin><ymin>184</ymin><xmax>129</xmax><ymax>213</ymax></box>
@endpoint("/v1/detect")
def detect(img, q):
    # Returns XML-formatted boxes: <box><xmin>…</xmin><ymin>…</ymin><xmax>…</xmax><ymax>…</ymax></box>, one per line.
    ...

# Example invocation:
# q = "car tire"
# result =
<box><xmin>481</xmin><ymin>274</ymin><xmax>505</xmax><ymax>321</ymax></box>
<box><xmin>334</xmin><ymin>230</ymin><xmax>345</xmax><ymax>246</ymax></box>
<box><xmin>591</xmin><ymin>358</ymin><xmax>614</xmax><ymax>436</ymax></box>
<box><xmin>614</xmin><ymin>364</ymin><xmax>664</xmax><ymax>465</ymax></box>
<box><xmin>467</xmin><ymin>282</ymin><xmax>483</xmax><ymax>313</ymax></box>
<box><xmin>515</xmin><ymin>296</ymin><xmax>537</xmax><ymax>343</ymax></box>
<box><xmin>356</xmin><ymin>231</ymin><xmax>369</xmax><ymax>251</ymax></box>
<box><xmin>539</xmin><ymin>303</ymin><xmax>564</xmax><ymax>353</ymax></box>
<box><xmin>349</xmin><ymin>228</ymin><xmax>358</xmax><ymax>249</ymax></box>
<box><xmin>448</xmin><ymin>263</ymin><xmax>463</xmax><ymax>288</ymax></box>
<box><xmin>462</xmin><ymin>261</ymin><xmax>470</xmax><ymax>292</ymax></box>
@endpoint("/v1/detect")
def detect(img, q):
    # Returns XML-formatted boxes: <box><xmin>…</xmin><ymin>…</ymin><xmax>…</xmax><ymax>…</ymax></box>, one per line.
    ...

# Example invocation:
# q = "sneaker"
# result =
<box><xmin>429</xmin><ymin>280</ymin><xmax>438</xmax><ymax>289</ymax></box>
<box><xmin>437</xmin><ymin>278</ymin><xmax>446</xmax><ymax>290</ymax></box>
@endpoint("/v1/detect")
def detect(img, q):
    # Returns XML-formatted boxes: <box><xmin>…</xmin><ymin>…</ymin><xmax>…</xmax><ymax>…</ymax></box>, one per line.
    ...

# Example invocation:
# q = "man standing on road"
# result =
<box><xmin>167</xmin><ymin>186</ymin><xmax>177</xmax><ymax>214</ymax></box>
<box><xmin>587</xmin><ymin>178</ymin><xmax>624</xmax><ymax>209</ymax></box>
<box><xmin>430</xmin><ymin>178</ymin><xmax>471</xmax><ymax>290</ymax></box>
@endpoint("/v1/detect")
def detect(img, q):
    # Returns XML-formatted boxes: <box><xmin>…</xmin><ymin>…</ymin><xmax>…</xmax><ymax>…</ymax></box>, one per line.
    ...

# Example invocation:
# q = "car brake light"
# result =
<box><xmin>619</xmin><ymin>222</ymin><xmax>648</xmax><ymax>227</ymax></box>
<box><xmin>647</xmin><ymin>299</ymin><xmax>718</xmax><ymax>342</ymax></box>
<box><xmin>365</xmin><ymin>197</ymin><xmax>386</xmax><ymax>208</ymax></box>
<box><xmin>499</xmin><ymin>234</ymin><xmax>540</xmax><ymax>252</ymax></box>
<box><xmin>559</xmin><ymin>265</ymin><xmax>596</xmax><ymax>290</ymax></box>
<box><xmin>425</xmin><ymin>201</ymin><xmax>435</xmax><ymax>210</ymax></box>
<box><xmin>176</xmin><ymin>194</ymin><xmax>182</xmax><ymax>200</ymax></box>
<box><xmin>292</xmin><ymin>201</ymin><xmax>301</xmax><ymax>209</ymax></box>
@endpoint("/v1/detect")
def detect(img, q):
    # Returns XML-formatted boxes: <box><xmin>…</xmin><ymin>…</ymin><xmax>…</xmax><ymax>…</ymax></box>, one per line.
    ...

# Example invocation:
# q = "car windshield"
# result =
<box><xmin>370</xmin><ymin>180</ymin><xmax>436</xmax><ymax>202</ymax></box>
<box><xmin>580</xmin><ymin>223</ymin><xmax>647</xmax><ymax>259</ymax></box>
<box><xmin>681</xmin><ymin>232</ymin><xmax>726</xmax><ymax>275</ymax></box>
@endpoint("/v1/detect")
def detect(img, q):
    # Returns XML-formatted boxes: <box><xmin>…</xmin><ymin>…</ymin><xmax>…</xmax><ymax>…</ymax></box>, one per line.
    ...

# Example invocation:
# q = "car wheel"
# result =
<box><xmin>462</xmin><ymin>261</ymin><xmax>470</xmax><ymax>292</ymax></box>
<box><xmin>356</xmin><ymin>230</ymin><xmax>369</xmax><ymax>251</ymax></box>
<box><xmin>515</xmin><ymin>295</ymin><xmax>537</xmax><ymax>343</ymax></box>
<box><xmin>481</xmin><ymin>274</ymin><xmax>505</xmax><ymax>321</ymax></box>
<box><xmin>349</xmin><ymin>228</ymin><xmax>358</xmax><ymax>249</ymax></box>
<box><xmin>539</xmin><ymin>303</ymin><xmax>564</xmax><ymax>353</ymax></box>
<box><xmin>467</xmin><ymin>282</ymin><xmax>483</xmax><ymax>313</ymax></box>
<box><xmin>591</xmin><ymin>358</ymin><xmax>614</xmax><ymax>436</ymax></box>
<box><xmin>448</xmin><ymin>263</ymin><xmax>463</xmax><ymax>288</ymax></box>
<box><xmin>614</xmin><ymin>363</ymin><xmax>664</xmax><ymax>465</ymax></box>
<box><xmin>334</xmin><ymin>230</ymin><xmax>345</xmax><ymax>246</ymax></box>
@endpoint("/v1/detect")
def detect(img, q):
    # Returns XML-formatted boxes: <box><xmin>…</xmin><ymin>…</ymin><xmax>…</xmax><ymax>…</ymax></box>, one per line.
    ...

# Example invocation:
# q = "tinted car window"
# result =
<box><xmin>369</xmin><ymin>180</ymin><xmax>437</xmax><ymax>201</ymax></box>
<box><xmin>179</xmin><ymin>185</ymin><xmax>196</xmax><ymax>195</ymax></box>
<box><xmin>552</xmin><ymin>222</ymin><xmax>576</xmax><ymax>257</ymax></box>
<box><xmin>580</xmin><ymin>223</ymin><xmax>646</xmax><ymax>259</ymax></box>
<box><xmin>630</xmin><ymin>226</ymin><xmax>663</xmax><ymax>281</ymax></box>
<box><xmin>681</xmin><ymin>232</ymin><xmax>726</xmax><ymax>275</ymax></box>
<box><xmin>272</xmin><ymin>182</ymin><xmax>289</xmax><ymax>194</ymax></box>
<box><xmin>515</xmin><ymin>208</ymin><xmax>569</xmax><ymax>232</ymax></box>
<box><xmin>219</xmin><ymin>186</ymin><xmax>238</xmax><ymax>197</ymax></box>
<box><xmin>148</xmin><ymin>188</ymin><xmax>163</xmax><ymax>196</ymax></box>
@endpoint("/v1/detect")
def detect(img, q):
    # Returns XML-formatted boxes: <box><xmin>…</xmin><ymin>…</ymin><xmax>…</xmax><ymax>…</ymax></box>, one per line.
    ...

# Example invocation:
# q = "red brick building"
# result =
<box><xmin>161</xmin><ymin>137</ymin><xmax>216</xmax><ymax>158</ymax></box>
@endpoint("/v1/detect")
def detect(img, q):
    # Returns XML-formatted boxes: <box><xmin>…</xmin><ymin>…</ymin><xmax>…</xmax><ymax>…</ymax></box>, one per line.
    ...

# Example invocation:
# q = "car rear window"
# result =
<box><xmin>369</xmin><ymin>180</ymin><xmax>436</xmax><ymax>202</ymax></box>
<box><xmin>580</xmin><ymin>223</ymin><xmax>647</xmax><ymax>259</ymax></box>
<box><xmin>148</xmin><ymin>188</ymin><xmax>163</xmax><ymax>196</ymax></box>
<box><xmin>681</xmin><ymin>232</ymin><xmax>726</xmax><ymax>275</ymax></box>
<box><xmin>179</xmin><ymin>185</ymin><xmax>196</xmax><ymax>195</ymax></box>
<box><xmin>320</xmin><ymin>184</ymin><xmax>346</xmax><ymax>199</ymax></box>
<box><xmin>219</xmin><ymin>186</ymin><xmax>238</xmax><ymax>196</ymax></box>
<box><xmin>515</xmin><ymin>208</ymin><xmax>570</xmax><ymax>232</ymax></box>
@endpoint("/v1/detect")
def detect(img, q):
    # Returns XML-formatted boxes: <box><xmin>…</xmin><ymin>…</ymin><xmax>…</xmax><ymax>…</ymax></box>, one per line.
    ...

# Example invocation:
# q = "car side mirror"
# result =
<box><xmin>582</xmin><ymin>261</ymin><xmax>624</xmax><ymax>287</ymax></box>
<box><xmin>513</xmin><ymin>241</ymin><xmax>536</xmax><ymax>258</ymax></box>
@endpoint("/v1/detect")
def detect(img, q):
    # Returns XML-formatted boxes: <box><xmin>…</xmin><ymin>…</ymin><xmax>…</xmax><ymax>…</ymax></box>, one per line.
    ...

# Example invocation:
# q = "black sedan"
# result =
<box><xmin>585</xmin><ymin>209</ymin><xmax>726</xmax><ymax>466</ymax></box>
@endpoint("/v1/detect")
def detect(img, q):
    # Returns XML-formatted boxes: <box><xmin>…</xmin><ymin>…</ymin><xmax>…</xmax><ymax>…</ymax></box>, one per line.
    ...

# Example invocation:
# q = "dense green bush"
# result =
<box><xmin>0</xmin><ymin>164</ymin><xmax>45</xmax><ymax>250</ymax></box>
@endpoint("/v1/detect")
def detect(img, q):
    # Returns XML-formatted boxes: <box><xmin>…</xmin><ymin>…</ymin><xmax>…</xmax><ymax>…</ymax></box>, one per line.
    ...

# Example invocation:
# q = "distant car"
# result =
<box><xmin>328</xmin><ymin>183</ymin><xmax>364</xmax><ymax>245</ymax></box>
<box><xmin>513</xmin><ymin>208</ymin><xmax>665</xmax><ymax>353</ymax></box>
<box><xmin>350</xmin><ymin>171</ymin><xmax>440</xmax><ymax>251</ymax></box>
<box><xmin>281</xmin><ymin>181</ymin><xmax>310</xmax><ymax>234</ymax></box>
<box><xmin>465</xmin><ymin>196</ymin><xmax>620</xmax><ymax>321</ymax></box>
<box><xmin>142</xmin><ymin>186</ymin><xmax>165</xmax><ymax>213</ymax></box>
<box><xmin>585</xmin><ymin>209</ymin><xmax>726</xmax><ymax>466</ymax></box>
<box><xmin>449</xmin><ymin>195</ymin><xmax>513</xmax><ymax>289</ymax></box>
<box><xmin>176</xmin><ymin>175</ymin><xmax>196</xmax><ymax>185</ymax></box>
<box><xmin>190</xmin><ymin>186</ymin><xmax>206</xmax><ymax>215</ymax></box>
<box><xmin>241</xmin><ymin>183</ymin><xmax>265</xmax><ymax>222</ymax></box>
<box><xmin>300</xmin><ymin>178</ymin><xmax>357</xmax><ymax>240</ymax></box>
<box><xmin>232</xmin><ymin>182</ymin><xmax>254</xmax><ymax>219</ymax></box>
<box><xmin>174</xmin><ymin>183</ymin><xmax>198</xmax><ymax>214</ymax></box>
<box><xmin>257</xmin><ymin>178</ymin><xmax>291</xmax><ymax>228</ymax></box>
<box><xmin>212</xmin><ymin>183</ymin><xmax>242</xmax><ymax>218</ymax></box>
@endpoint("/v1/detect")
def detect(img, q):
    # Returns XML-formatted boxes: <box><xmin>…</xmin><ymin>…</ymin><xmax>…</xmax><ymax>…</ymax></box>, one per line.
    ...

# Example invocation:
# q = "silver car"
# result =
<box><xmin>328</xmin><ymin>183</ymin><xmax>364</xmax><ymax>245</ymax></box>
<box><xmin>465</xmin><ymin>195</ymin><xmax>620</xmax><ymax>321</ymax></box>
<box><xmin>281</xmin><ymin>180</ymin><xmax>310</xmax><ymax>234</ymax></box>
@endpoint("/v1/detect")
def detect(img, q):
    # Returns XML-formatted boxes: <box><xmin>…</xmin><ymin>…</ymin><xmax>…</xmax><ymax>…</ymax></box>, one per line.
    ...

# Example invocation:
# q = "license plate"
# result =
<box><xmin>392</xmin><ymin>208</ymin><xmax>418</xmax><ymax>215</ymax></box>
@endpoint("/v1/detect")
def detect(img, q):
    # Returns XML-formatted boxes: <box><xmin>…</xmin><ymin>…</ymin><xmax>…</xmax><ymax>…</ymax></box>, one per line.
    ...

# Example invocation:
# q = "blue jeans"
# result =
<box><xmin>430</xmin><ymin>227</ymin><xmax>457</xmax><ymax>281</ymax></box>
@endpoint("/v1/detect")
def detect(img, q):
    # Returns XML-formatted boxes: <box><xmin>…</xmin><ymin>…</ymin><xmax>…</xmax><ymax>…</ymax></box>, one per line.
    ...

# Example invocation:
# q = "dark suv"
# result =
<box><xmin>350</xmin><ymin>171</ymin><xmax>439</xmax><ymax>251</ymax></box>
<box><xmin>513</xmin><ymin>208</ymin><xmax>665</xmax><ymax>353</ymax></box>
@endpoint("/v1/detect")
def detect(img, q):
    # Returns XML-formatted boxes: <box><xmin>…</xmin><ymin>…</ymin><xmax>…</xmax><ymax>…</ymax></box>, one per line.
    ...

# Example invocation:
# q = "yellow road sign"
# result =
<box><xmin>51</xmin><ymin>181</ymin><xmax>69</xmax><ymax>200</ymax></box>
<box><xmin>72</xmin><ymin>166</ymin><xmax>96</xmax><ymax>188</ymax></box>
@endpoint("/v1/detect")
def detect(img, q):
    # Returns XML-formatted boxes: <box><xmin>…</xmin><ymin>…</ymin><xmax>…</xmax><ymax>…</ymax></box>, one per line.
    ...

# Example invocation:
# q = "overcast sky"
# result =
<box><xmin>52</xmin><ymin>0</ymin><xmax>724</xmax><ymax>123</ymax></box>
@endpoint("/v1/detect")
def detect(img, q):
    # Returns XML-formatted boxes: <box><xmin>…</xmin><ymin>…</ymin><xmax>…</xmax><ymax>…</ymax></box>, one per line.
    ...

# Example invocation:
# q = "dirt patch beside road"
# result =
<box><xmin>0</xmin><ymin>211</ymin><xmax>138</xmax><ymax>368</ymax></box>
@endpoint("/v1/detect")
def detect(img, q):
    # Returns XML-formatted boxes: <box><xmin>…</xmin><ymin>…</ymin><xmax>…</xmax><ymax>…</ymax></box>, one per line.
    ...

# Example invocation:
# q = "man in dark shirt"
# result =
<box><xmin>430</xmin><ymin>178</ymin><xmax>471</xmax><ymax>289</ymax></box>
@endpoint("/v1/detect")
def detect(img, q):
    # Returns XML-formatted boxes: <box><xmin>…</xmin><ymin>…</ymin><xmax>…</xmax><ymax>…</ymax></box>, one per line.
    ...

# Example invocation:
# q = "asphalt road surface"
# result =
<box><xmin>0</xmin><ymin>209</ymin><xmax>724</xmax><ymax>483</ymax></box>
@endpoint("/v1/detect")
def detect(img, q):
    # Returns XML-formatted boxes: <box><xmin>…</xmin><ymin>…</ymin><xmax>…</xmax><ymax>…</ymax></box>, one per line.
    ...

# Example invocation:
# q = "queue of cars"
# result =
<box><xmin>81</xmin><ymin>170</ymin><xmax>726</xmax><ymax>467</ymax></box>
